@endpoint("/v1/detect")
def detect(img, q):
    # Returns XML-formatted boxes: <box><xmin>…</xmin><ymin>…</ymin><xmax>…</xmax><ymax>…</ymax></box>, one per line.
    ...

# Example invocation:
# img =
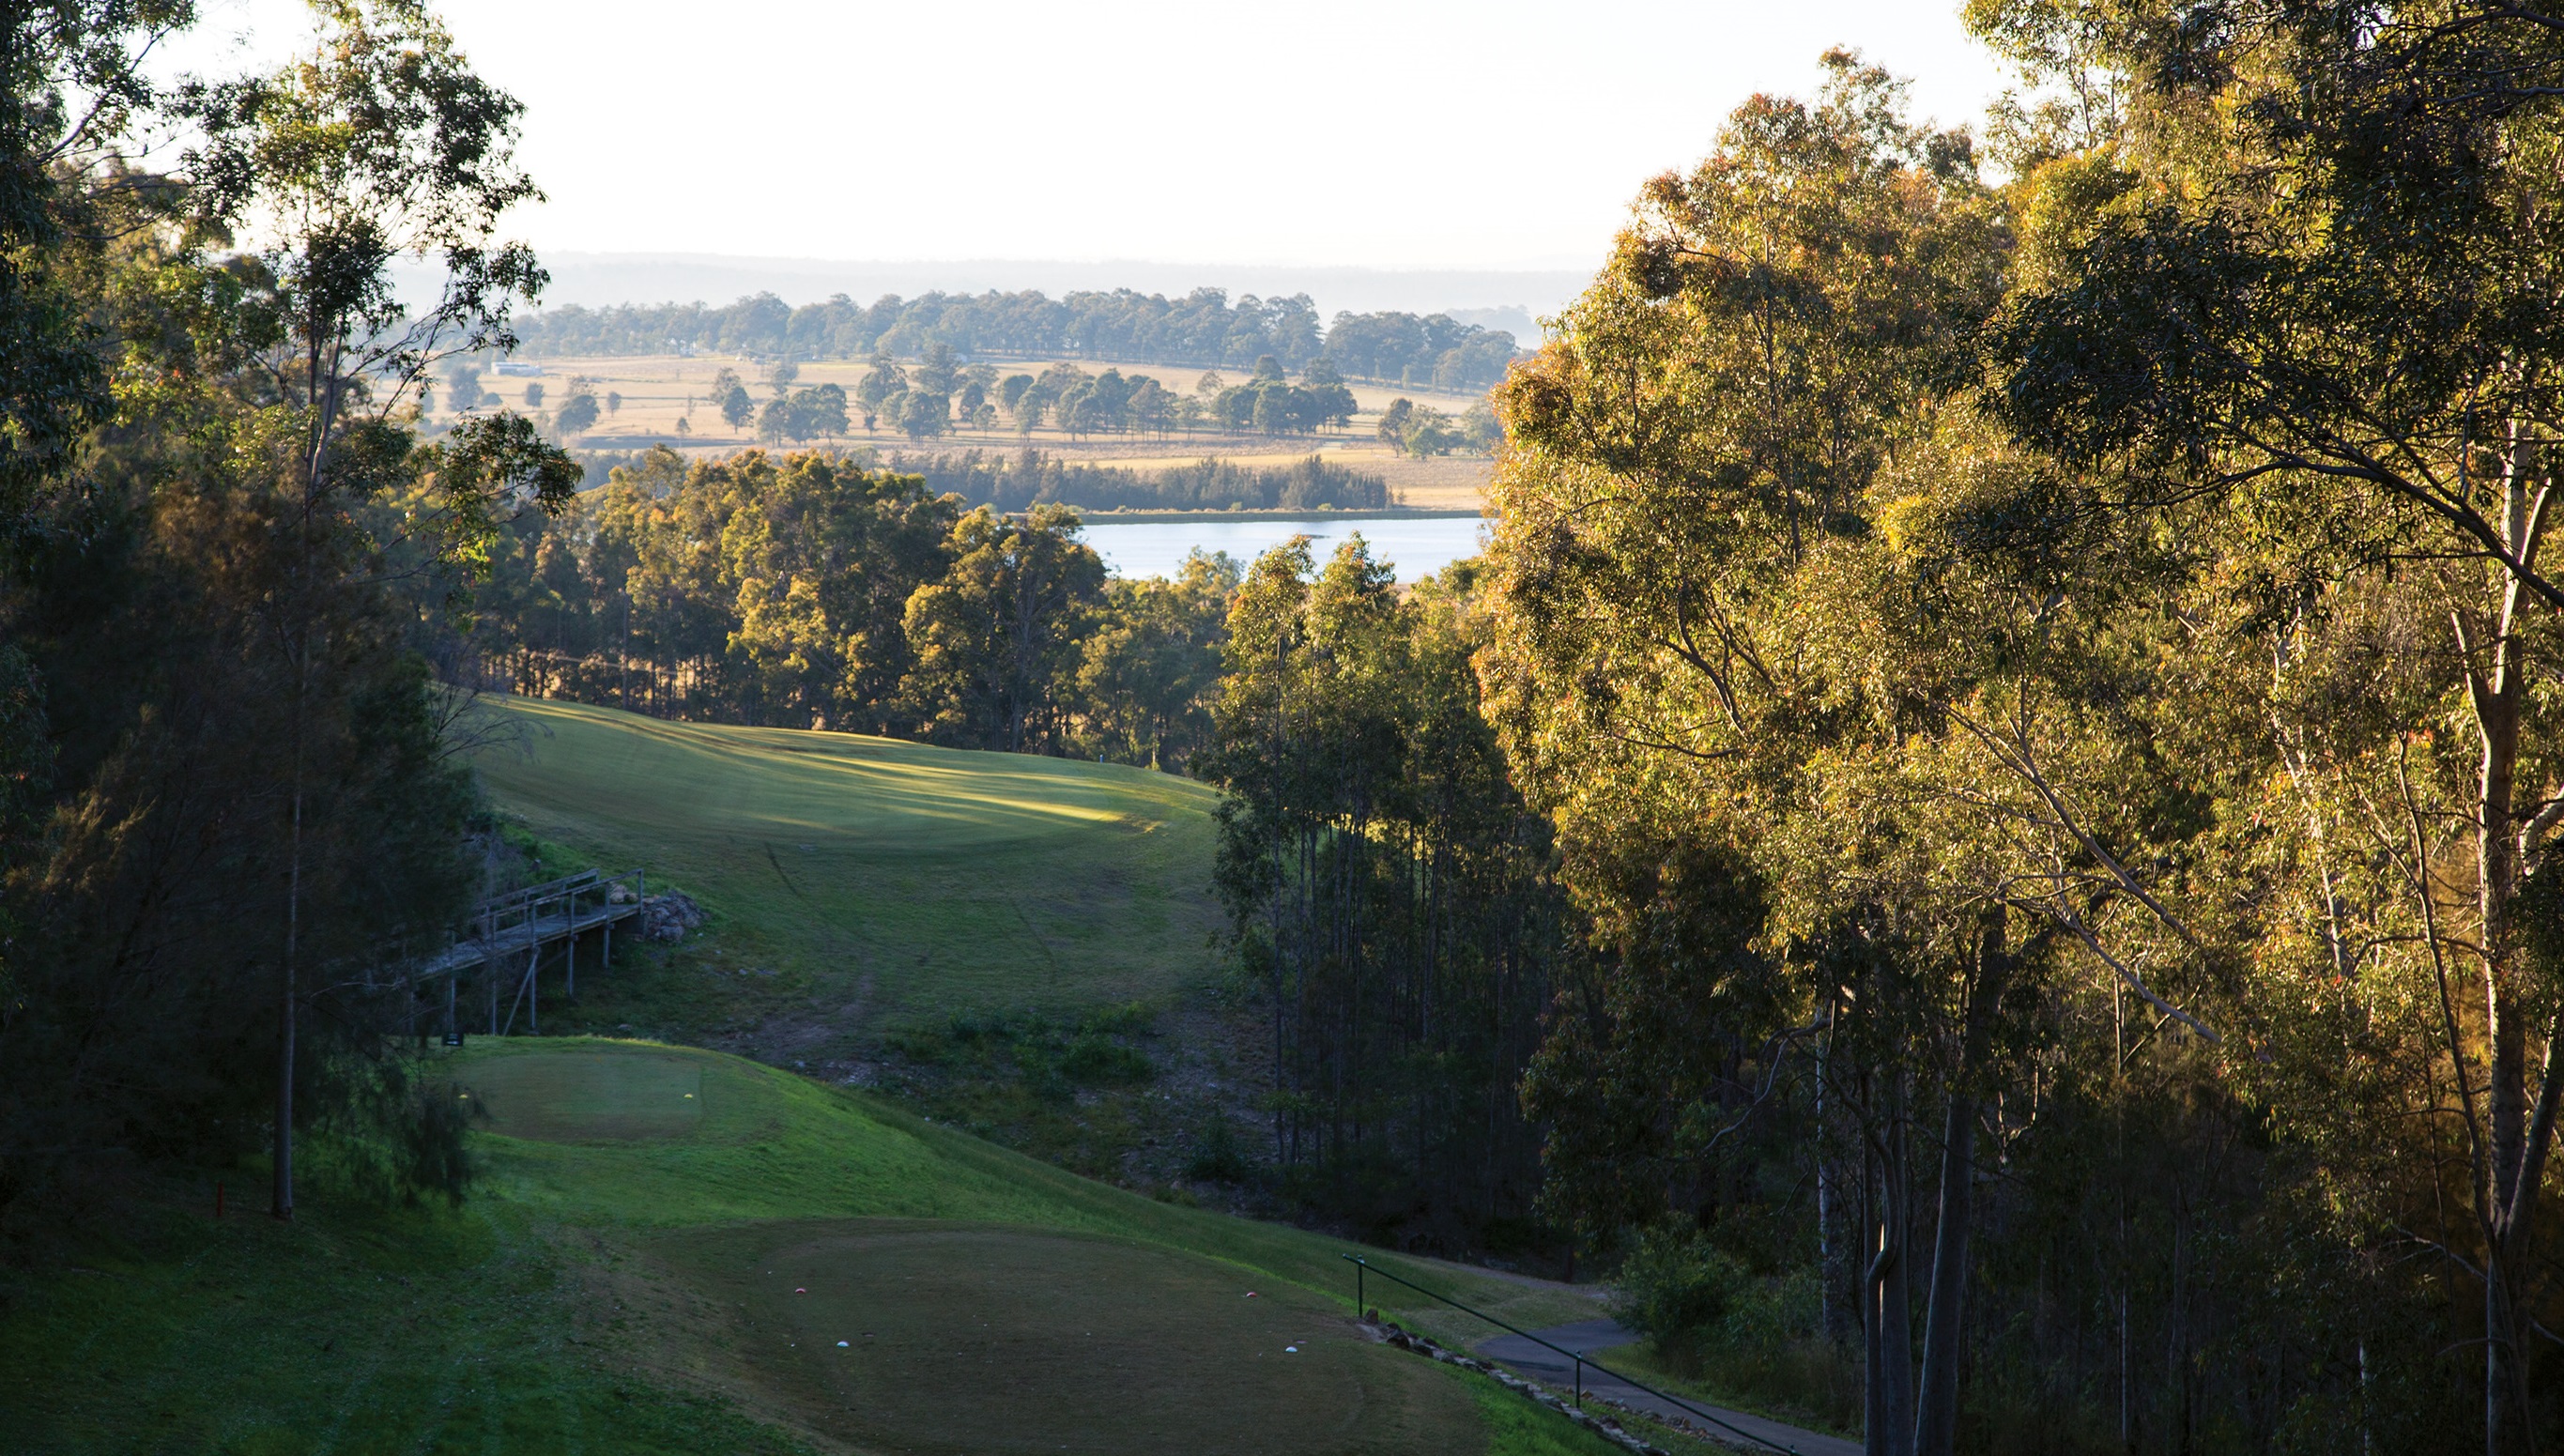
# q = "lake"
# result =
<box><xmin>1082</xmin><ymin>514</ymin><xmax>1491</xmax><ymax>583</ymax></box>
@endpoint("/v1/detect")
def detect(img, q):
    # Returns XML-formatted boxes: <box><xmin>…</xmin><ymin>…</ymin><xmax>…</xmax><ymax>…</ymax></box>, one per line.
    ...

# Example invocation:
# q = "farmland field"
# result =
<box><xmin>444</xmin><ymin>353</ymin><xmax>1497</xmax><ymax>511</ymax></box>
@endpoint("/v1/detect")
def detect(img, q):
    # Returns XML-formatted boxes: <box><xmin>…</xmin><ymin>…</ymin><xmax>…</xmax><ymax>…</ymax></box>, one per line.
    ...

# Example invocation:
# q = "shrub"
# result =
<box><xmin>1185</xmin><ymin>1114</ymin><xmax>1254</xmax><ymax>1184</ymax></box>
<box><xmin>1060</xmin><ymin>1035</ymin><xmax>1152</xmax><ymax>1085</ymax></box>
<box><xmin>1607</xmin><ymin>1224</ymin><xmax>1748</xmax><ymax>1358</ymax></box>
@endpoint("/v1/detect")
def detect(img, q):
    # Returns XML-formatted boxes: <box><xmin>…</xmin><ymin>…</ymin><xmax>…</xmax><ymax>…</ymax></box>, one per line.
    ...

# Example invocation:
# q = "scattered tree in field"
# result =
<box><xmin>912</xmin><ymin>341</ymin><xmax>960</xmax><ymax>396</ymax></box>
<box><xmin>1376</xmin><ymin>397</ymin><xmax>1410</xmax><ymax>447</ymax></box>
<box><xmin>898</xmin><ymin>389</ymin><xmax>950</xmax><ymax>441</ymax></box>
<box><xmin>523</xmin><ymin>381</ymin><xmax>544</xmax><ymax>407</ymax></box>
<box><xmin>553</xmin><ymin>390</ymin><xmax>601</xmax><ymax>436</ymax></box>
<box><xmin>859</xmin><ymin>357</ymin><xmax>906</xmax><ymax>416</ymax></box>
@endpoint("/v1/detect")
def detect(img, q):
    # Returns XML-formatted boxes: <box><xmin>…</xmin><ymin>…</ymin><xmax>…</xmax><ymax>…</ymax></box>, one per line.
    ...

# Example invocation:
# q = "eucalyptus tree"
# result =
<box><xmin>1199</xmin><ymin>541</ymin><xmax>1560</xmax><ymax>1235</ymax></box>
<box><xmin>178</xmin><ymin>0</ymin><xmax>573</xmax><ymax>1220</ymax></box>
<box><xmin>1479</xmin><ymin>54</ymin><xmax>2126</xmax><ymax>1454</ymax></box>
<box><xmin>1973</xmin><ymin>3</ymin><xmax>2564</xmax><ymax>1445</ymax></box>
<box><xmin>0</xmin><ymin>0</ymin><xmax>195</xmax><ymax>529</ymax></box>
<box><xmin>899</xmin><ymin>503</ymin><xmax>1103</xmax><ymax>752</ymax></box>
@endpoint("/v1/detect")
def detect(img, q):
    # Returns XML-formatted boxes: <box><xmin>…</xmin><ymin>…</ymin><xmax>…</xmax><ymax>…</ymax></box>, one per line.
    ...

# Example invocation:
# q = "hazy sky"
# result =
<box><xmin>167</xmin><ymin>0</ymin><xmax>2014</xmax><ymax>274</ymax></box>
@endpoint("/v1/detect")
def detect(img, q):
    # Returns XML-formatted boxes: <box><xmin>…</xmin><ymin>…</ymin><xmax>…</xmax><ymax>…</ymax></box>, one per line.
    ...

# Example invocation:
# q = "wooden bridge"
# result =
<box><xmin>404</xmin><ymin>868</ymin><xmax>648</xmax><ymax>1041</ymax></box>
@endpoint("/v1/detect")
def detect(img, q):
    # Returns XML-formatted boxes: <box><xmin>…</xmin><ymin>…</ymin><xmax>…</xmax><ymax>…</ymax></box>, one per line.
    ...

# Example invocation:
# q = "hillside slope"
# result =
<box><xmin>0</xmin><ymin>1040</ymin><xmax>1624</xmax><ymax>1456</ymax></box>
<box><xmin>470</xmin><ymin>696</ymin><xmax>1224</xmax><ymax>1026</ymax></box>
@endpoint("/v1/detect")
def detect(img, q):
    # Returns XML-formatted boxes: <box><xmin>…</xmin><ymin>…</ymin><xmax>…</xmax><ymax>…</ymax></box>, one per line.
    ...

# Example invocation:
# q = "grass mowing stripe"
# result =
<box><xmin>469</xmin><ymin>695</ymin><xmax>1224</xmax><ymax>1024</ymax></box>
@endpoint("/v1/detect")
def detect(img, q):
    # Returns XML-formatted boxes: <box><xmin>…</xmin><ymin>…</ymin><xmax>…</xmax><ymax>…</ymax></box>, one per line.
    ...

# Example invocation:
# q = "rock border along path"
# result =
<box><xmin>1471</xmin><ymin>1318</ymin><xmax>1861</xmax><ymax>1456</ymax></box>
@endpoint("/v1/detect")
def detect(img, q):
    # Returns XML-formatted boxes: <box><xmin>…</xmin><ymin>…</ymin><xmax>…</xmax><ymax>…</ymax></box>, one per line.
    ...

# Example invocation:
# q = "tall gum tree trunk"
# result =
<box><xmin>1915</xmin><ymin>914</ymin><xmax>2009</xmax><ymax>1455</ymax></box>
<box><xmin>2467</xmin><ymin>429</ymin><xmax>2551</xmax><ymax>1456</ymax></box>
<box><xmin>1866</xmin><ymin>1080</ymin><xmax>1916</xmax><ymax>1456</ymax></box>
<box><xmin>1913</xmin><ymin>1093</ymin><xmax>1974</xmax><ymax>1456</ymax></box>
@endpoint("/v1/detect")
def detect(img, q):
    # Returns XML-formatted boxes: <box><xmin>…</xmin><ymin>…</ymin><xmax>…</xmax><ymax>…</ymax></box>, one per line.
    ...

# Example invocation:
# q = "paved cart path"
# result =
<box><xmin>1475</xmin><ymin>1318</ymin><xmax>1862</xmax><ymax>1456</ymax></box>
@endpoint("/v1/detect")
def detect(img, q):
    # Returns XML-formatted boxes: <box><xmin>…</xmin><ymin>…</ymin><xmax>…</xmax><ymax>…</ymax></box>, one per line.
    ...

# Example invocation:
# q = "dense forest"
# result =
<box><xmin>0</xmin><ymin>0</ymin><xmax>582</xmax><ymax>1232</ymax></box>
<box><xmin>506</xmin><ymin>287</ymin><xmax>1524</xmax><ymax>391</ymax></box>
<box><xmin>1466</xmin><ymin>18</ymin><xmax>2564</xmax><ymax>1455</ymax></box>
<box><xmin>468</xmin><ymin>445</ymin><xmax>1236</xmax><ymax>763</ymax></box>
<box><xmin>21</xmin><ymin>2</ymin><xmax>2564</xmax><ymax>1454</ymax></box>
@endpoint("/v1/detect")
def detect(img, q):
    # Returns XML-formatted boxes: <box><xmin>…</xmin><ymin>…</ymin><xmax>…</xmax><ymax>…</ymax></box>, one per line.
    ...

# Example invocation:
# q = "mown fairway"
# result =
<box><xmin>0</xmin><ymin>1039</ymin><xmax>1620</xmax><ymax>1455</ymax></box>
<box><xmin>662</xmin><ymin>1224</ymin><xmax>1474</xmax><ymax>1455</ymax></box>
<box><xmin>471</xmin><ymin>696</ymin><xmax>1223</xmax><ymax>1024</ymax></box>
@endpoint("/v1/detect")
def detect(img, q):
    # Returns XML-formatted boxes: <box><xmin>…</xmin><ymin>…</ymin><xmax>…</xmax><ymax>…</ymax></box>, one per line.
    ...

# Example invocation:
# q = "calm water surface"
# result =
<box><xmin>1083</xmin><ymin>515</ymin><xmax>1490</xmax><ymax>583</ymax></box>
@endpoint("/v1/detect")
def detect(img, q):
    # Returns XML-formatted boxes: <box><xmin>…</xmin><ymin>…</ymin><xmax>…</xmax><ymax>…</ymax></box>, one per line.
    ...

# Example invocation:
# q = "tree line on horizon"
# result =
<box><xmin>504</xmin><ymin>287</ymin><xmax>1523</xmax><ymax>391</ymax></box>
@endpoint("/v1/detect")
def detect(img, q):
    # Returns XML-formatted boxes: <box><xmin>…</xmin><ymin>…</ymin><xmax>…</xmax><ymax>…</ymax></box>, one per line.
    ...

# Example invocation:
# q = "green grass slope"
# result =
<box><xmin>1</xmin><ymin>1040</ymin><xmax>1623</xmax><ymax>1456</ymax></box>
<box><xmin>469</xmin><ymin>696</ymin><xmax>1224</xmax><ymax>1022</ymax></box>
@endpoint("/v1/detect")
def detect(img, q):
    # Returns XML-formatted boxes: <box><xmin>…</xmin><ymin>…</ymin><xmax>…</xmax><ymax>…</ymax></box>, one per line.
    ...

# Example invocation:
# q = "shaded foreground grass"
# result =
<box><xmin>470</xmin><ymin>695</ymin><xmax>1225</xmax><ymax>1024</ymax></box>
<box><xmin>660</xmin><ymin>1221</ymin><xmax>1476</xmax><ymax>1454</ymax></box>
<box><xmin>2</xmin><ymin>1040</ymin><xmax>1623</xmax><ymax>1454</ymax></box>
<box><xmin>0</xmin><ymin>1189</ymin><xmax>811</xmax><ymax>1455</ymax></box>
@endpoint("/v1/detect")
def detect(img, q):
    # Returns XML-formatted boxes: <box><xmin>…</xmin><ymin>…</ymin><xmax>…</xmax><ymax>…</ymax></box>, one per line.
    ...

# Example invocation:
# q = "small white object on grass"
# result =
<box><xmin>1284</xmin><ymin>1345</ymin><xmax>1298</xmax><ymax>1353</ymax></box>
<box><xmin>837</xmin><ymin>1341</ymin><xmax>849</xmax><ymax>1348</ymax></box>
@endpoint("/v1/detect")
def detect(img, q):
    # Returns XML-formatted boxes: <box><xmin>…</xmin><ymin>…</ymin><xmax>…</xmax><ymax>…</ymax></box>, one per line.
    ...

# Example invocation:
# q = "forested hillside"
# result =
<box><xmin>1467</xmin><ymin>21</ymin><xmax>2564</xmax><ymax>1456</ymax></box>
<box><xmin>23</xmin><ymin>2</ymin><xmax>2564</xmax><ymax>1455</ymax></box>
<box><xmin>508</xmin><ymin>287</ymin><xmax>1523</xmax><ymax>391</ymax></box>
<box><xmin>0</xmin><ymin>0</ymin><xmax>582</xmax><ymax>1229</ymax></box>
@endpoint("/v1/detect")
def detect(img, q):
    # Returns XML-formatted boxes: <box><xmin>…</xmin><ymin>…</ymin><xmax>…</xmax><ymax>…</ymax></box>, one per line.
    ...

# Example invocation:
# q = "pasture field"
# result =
<box><xmin>442</xmin><ymin>354</ymin><xmax>1496</xmax><ymax>511</ymax></box>
<box><xmin>0</xmin><ymin>1038</ymin><xmax>1628</xmax><ymax>1455</ymax></box>
<box><xmin>470</xmin><ymin>694</ymin><xmax>1224</xmax><ymax>1035</ymax></box>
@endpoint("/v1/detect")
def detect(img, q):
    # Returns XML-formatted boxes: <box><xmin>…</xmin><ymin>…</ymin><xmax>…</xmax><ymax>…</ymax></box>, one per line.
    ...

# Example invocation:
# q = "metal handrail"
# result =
<box><xmin>1343</xmin><ymin>1254</ymin><xmax>1799</xmax><ymax>1455</ymax></box>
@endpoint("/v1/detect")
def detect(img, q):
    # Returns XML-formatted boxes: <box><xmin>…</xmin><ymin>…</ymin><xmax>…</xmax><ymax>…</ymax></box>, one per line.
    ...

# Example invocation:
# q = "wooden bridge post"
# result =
<box><xmin>565</xmin><ymin>881</ymin><xmax>576</xmax><ymax>1001</ymax></box>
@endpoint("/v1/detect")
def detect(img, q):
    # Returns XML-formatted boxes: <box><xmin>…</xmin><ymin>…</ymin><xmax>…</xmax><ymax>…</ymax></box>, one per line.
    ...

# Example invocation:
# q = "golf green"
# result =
<box><xmin>469</xmin><ymin>1046</ymin><xmax>705</xmax><ymax>1142</ymax></box>
<box><xmin>658</xmin><ymin>1220</ymin><xmax>1490</xmax><ymax>1455</ymax></box>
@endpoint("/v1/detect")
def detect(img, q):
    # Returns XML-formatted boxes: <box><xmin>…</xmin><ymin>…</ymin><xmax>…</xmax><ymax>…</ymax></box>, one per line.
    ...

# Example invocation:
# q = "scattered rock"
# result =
<box><xmin>1374</xmin><ymin>1322</ymin><xmax>1670</xmax><ymax>1456</ymax></box>
<box><xmin>638</xmin><ymin>892</ymin><xmax>704</xmax><ymax>942</ymax></box>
